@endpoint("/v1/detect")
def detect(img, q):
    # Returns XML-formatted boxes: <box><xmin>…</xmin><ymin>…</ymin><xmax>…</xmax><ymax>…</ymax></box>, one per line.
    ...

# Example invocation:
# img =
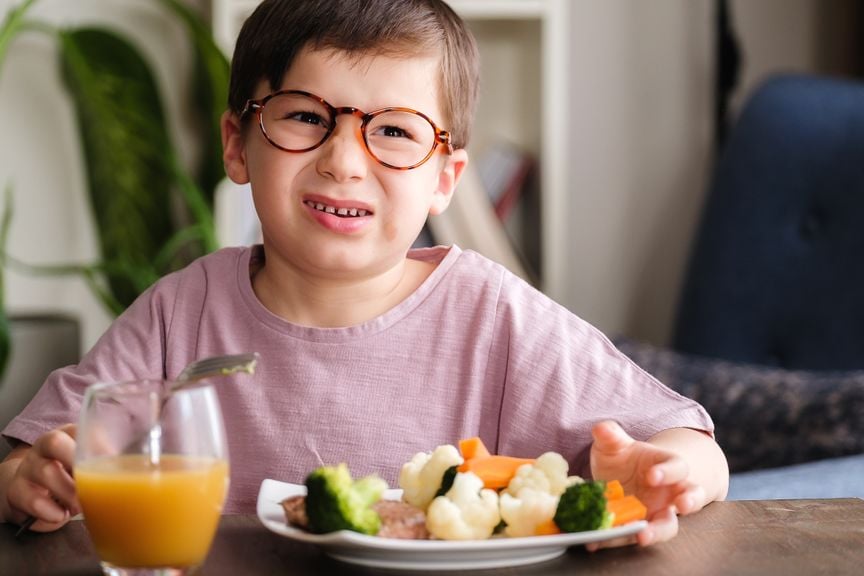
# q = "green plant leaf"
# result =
<box><xmin>0</xmin><ymin>0</ymin><xmax>37</xmax><ymax>75</ymax></box>
<box><xmin>58</xmin><ymin>27</ymin><xmax>176</xmax><ymax>309</ymax></box>
<box><xmin>156</xmin><ymin>0</ymin><xmax>230</xmax><ymax>206</ymax></box>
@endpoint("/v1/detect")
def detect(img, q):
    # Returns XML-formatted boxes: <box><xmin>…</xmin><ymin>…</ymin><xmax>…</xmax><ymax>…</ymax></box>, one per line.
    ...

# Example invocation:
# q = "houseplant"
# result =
<box><xmin>0</xmin><ymin>0</ymin><xmax>229</xmax><ymax>381</ymax></box>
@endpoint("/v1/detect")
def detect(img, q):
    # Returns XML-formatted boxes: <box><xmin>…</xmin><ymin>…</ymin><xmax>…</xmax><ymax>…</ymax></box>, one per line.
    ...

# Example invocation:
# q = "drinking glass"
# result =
<box><xmin>75</xmin><ymin>379</ymin><xmax>230</xmax><ymax>576</ymax></box>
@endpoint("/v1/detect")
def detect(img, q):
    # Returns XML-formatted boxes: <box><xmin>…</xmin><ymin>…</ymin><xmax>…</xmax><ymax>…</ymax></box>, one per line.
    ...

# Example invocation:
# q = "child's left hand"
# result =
<box><xmin>587</xmin><ymin>420</ymin><xmax>708</xmax><ymax>549</ymax></box>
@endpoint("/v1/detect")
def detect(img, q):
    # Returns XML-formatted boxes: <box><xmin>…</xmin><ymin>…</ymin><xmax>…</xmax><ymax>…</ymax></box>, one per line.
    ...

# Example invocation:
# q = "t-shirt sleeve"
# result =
<box><xmin>491</xmin><ymin>271</ymin><xmax>714</xmax><ymax>478</ymax></box>
<box><xmin>1</xmin><ymin>273</ymin><xmax>183</xmax><ymax>449</ymax></box>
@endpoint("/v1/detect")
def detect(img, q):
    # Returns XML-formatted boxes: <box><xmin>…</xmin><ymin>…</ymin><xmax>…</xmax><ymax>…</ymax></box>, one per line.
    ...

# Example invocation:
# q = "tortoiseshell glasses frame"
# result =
<box><xmin>241</xmin><ymin>89</ymin><xmax>454</xmax><ymax>170</ymax></box>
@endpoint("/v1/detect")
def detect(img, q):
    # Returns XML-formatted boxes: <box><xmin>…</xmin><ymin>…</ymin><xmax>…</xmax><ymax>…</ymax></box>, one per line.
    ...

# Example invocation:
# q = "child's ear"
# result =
<box><xmin>221</xmin><ymin>110</ymin><xmax>250</xmax><ymax>185</ymax></box>
<box><xmin>429</xmin><ymin>148</ymin><xmax>468</xmax><ymax>216</ymax></box>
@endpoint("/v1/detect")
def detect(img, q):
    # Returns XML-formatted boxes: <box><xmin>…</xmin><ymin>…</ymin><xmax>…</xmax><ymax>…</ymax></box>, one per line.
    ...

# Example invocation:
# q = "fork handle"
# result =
<box><xmin>15</xmin><ymin>515</ymin><xmax>36</xmax><ymax>538</ymax></box>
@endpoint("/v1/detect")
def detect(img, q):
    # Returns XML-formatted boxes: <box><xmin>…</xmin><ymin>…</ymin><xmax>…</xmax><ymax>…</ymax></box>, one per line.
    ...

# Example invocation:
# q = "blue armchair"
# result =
<box><xmin>616</xmin><ymin>74</ymin><xmax>864</xmax><ymax>499</ymax></box>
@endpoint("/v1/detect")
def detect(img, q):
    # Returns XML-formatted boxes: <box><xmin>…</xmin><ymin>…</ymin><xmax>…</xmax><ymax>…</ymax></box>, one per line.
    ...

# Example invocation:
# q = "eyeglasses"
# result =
<box><xmin>241</xmin><ymin>90</ymin><xmax>454</xmax><ymax>170</ymax></box>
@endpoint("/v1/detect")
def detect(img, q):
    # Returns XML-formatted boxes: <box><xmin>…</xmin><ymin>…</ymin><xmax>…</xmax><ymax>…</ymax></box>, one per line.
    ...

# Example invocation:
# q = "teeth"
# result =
<box><xmin>306</xmin><ymin>200</ymin><xmax>369</xmax><ymax>218</ymax></box>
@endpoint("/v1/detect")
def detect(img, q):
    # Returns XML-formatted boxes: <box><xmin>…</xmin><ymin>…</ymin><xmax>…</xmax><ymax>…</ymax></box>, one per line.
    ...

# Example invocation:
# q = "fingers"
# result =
<box><xmin>584</xmin><ymin>532</ymin><xmax>636</xmax><ymax>552</ymax></box>
<box><xmin>645</xmin><ymin>453</ymin><xmax>689</xmax><ymax>487</ymax></box>
<box><xmin>590</xmin><ymin>420</ymin><xmax>634</xmax><ymax>455</ymax></box>
<box><xmin>673</xmin><ymin>483</ymin><xmax>706</xmax><ymax>516</ymax></box>
<box><xmin>584</xmin><ymin>506</ymin><xmax>679</xmax><ymax>551</ymax></box>
<box><xmin>34</xmin><ymin>425</ymin><xmax>77</xmax><ymax>471</ymax></box>
<box><xmin>20</xmin><ymin>486</ymin><xmax>71</xmax><ymax>529</ymax></box>
<box><xmin>6</xmin><ymin>464</ymin><xmax>74</xmax><ymax>529</ymax></box>
<box><xmin>585</xmin><ymin>504</ymin><xmax>682</xmax><ymax>551</ymax></box>
<box><xmin>6</xmin><ymin>427</ymin><xmax>80</xmax><ymax>530</ymax></box>
<box><xmin>636</xmin><ymin>505</ymin><xmax>678</xmax><ymax>546</ymax></box>
<box><xmin>30</xmin><ymin>428</ymin><xmax>79</xmax><ymax>512</ymax></box>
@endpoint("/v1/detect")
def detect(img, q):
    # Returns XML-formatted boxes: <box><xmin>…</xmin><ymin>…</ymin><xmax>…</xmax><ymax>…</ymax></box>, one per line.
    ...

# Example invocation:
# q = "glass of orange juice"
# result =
<box><xmin>75</xmin><ymin>379</ymin><xmax>230</xmax><ymax>576</ymax></box>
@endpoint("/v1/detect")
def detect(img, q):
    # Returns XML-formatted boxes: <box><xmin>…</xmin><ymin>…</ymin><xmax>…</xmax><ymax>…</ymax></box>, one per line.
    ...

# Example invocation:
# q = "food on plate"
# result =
<box><xmin>606</xmin><ymin>493</ymin><xmax>648</xmax><ymax>527</ymax></box>
<box><xmin>280</xmin><ymin>437</ymin><xmax>647</xmax><ymax>541</ymax></box>
<box><xmin>399</xmin><ymin>444</ymin><xmax>463</xmax><ymax>509</ymax></box>
<box><xmin>281</xmin><ymin>493</ymin><xmax>429</xmax><ymax>539</ymax></box>
<box><xmin>434</xmin><ymin>465</ymin><xmax>459</xmax><ymax>498</ymax></box>
<box><xmin>281</xmin><ymin>494</ymin><xmax>308</xmax><ymax>528</ymax></box>
<box><xmin>370</xmin><ymin>499</ymin><xmax>430</xmax><ymax>539</ymax></box>
<box><xmin>553</xmin><ymin>480</ymin><xmax>613</xmax><ymax>532</ymax></box>
<box><xmin>458</xmin><ymin>436</ymin><xmax>491</xmax><ymax>460</ymax></box>
<box><xmin>498</xmin><ymin>451</ymin><xmax>581</xmax><ymax>537</ymax></box>
<box><xmin>457</xmin><ymin>454</ymin><xmax>537</xmax><ymax>490</ymax></box>
<box><xmin>304</xmin><ymin>463</ymin><xmax>387</xmax><ymax>535</ymax></box>
<box><xmin>426</xmin><ymin>471</ymin><xmax>501</xmax><ymax>540</ymax></box>
<box><xmin>551</xmin><ymin>478</ymin><xmax>648</xmax><ymax>533</ymax></box>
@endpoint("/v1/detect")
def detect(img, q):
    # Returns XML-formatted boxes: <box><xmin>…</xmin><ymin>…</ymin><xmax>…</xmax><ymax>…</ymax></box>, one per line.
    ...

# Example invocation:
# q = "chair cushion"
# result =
<box><xmin>727</xmin><ymin>453</ymin><xmax>864</xmax><ymax>500</ymax></box>
<box><xmin>673</xmin><ymin>75</ymin><xmax>864</xmax><ymax>370</ymax></box>
<box><xmin>615</xmin><ymin>338</ymin><xmax>864</xmax><ymax>472</ymax></box>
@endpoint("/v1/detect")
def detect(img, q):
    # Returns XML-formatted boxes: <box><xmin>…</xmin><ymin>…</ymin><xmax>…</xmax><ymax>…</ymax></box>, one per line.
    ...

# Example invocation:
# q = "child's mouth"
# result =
<box><xmin>304</xmin><ymin>200</ymin><xmax>369</xmax><ymax>218</ymax></box>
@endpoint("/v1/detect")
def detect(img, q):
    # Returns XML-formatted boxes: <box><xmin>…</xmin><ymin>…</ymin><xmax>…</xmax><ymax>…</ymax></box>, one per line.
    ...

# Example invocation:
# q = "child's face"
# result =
<box><xmin>222</xmin><ymin>47</ymin><xmax>467</xmax><ymax>280</ymax></box>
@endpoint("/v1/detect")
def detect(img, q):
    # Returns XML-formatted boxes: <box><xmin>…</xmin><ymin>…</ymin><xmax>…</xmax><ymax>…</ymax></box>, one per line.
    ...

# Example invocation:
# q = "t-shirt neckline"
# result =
<box><xmin>235</xmin><ymin>244</ymin><xmax>462</xmax><ymax>342</ymax></box>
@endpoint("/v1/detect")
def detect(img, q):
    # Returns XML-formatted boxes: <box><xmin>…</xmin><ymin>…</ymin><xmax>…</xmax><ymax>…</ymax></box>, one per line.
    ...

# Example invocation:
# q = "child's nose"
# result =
<box><xmin>315</xmin><ymin>119</ymin><xmax>369</xmax><ymax>182</ymax></box>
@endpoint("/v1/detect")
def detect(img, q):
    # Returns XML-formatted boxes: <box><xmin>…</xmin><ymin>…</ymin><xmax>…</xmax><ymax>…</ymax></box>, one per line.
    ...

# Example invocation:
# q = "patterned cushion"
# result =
<box><xmin>614</xmin><ymin>338</ymin><xmax>864</xmax><ymax>472</ymax></box>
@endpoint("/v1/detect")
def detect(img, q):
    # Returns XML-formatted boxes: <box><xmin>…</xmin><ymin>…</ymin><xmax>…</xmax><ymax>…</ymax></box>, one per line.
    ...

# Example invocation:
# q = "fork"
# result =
<box><xmin>143</xmin><ymin>352</ymin><xmax>260</xmax><ymax>464</ymax></box>
<box><xmin>171</xmin><ymin>351</ymin><xmax>260</xmax><ymax>391</ymax></box>
<box><xmin>14</xmin><ymin>352</ymin><xmax>260</xmax><ymax>538</ymax></box>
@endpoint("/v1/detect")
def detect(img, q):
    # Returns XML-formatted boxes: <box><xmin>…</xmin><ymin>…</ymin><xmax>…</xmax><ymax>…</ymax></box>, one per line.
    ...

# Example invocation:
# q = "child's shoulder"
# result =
<box><xmin>411</xmin><ymin>244</ymin><xmax>537</xmax><ymax>299</ymax></box>
<box><xmin>410</xmin><ymin>244</ymin><xmax>510</xmax><ymax>276</ymax></box>
<box><xmin>181</xmin><ymin>245</ymin><xmax>254</xmax><ymax>276</ymax></box>
<box><xmin>147</xmin><ymin>245</ymin><xmax>254</xmax><ymax>296</ymax></box>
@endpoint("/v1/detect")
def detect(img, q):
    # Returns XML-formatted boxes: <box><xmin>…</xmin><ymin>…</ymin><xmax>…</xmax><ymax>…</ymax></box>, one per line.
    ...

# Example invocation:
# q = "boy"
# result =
<box><xmin>0</xmin><ymin>0</ymin><xmax>727</xmax><ymax>547</ymax></box>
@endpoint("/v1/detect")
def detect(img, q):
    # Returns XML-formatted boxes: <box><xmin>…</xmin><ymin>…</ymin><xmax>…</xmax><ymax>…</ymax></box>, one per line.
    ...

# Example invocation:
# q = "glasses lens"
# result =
<box><xmin>365</xmin><ymin>110</ymin><xmax>437</xmax><ymax>168</ymax></box>
<box><xmin>261</xmin><ymin>93</ymin><xmax>331</xmax><ymax>151</ymax></box>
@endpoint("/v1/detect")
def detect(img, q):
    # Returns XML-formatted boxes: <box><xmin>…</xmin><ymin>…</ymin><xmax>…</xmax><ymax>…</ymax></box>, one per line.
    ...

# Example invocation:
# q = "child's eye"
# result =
<box><xmin>373</xmin><ymin>124</ymin><xmax>413</xmax><ymax>140</ymax></box>
<box><xmin>286</xmin><ymin>111</ymin><xmax>329</xmax><ymax>129</ymax></box>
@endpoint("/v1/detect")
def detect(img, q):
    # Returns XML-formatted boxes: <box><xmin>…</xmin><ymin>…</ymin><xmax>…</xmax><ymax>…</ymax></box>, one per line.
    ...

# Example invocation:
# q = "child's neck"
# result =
<box><xmin>251</xmin><ymin>255</ymin><xmax>435</xmax><ymax>328</ymax></box>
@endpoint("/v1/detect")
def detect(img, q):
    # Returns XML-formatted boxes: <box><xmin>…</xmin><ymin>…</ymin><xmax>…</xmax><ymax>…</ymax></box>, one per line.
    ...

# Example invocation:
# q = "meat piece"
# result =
<box><xmin>373</xmin><ymin>499</ymin><xmax>430</xmax><ymax>539</ymax></box>
<box><xmin>281</xmin><ymin>495</ymin><xmax>309</xmax><ymax>529</ymax></box>
<box><xmin>280</xmin><ymin>496</ymin><xmax>429</xmax><ymax>539</ymax></box>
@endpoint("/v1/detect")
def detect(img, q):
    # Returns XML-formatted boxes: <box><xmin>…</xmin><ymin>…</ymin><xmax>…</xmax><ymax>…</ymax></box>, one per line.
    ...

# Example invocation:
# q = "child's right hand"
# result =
<box><xmin>0</xmin><ymin>424</ymin><xmax>80</xmax><ymax>532</ymax></box>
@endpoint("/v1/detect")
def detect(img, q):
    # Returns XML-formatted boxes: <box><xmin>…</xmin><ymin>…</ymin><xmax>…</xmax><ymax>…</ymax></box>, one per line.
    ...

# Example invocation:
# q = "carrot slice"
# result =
<box><xmin>457</xmin><ymin>455</ymin><xmax>535</xmax><ymax>489</ymax></box>
<box><xmin>458</xmin><ymin>437</ymin><xmax>491</xmax><ymax>461</ymax></box>
<box><xmin>606</xmin><ymin>494</ymin><xmax>647</xmax><ymax>526</ymax></box>
<box><xmin>534</xmin><ymin>518</ymin><xmax>561</xmax><ymax>536</ymax></box>
<box><xmin>604</xmin><ymin>479</ymin><xmax>625</xmax><ymax>500</ymax></box>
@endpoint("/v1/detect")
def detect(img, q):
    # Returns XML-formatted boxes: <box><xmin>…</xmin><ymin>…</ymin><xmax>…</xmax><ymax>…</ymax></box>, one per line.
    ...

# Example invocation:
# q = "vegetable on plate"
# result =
<box><xmin>304</xmin><ymin>463</ymin><xmax>387</xmax><ymax>535</ymax></box>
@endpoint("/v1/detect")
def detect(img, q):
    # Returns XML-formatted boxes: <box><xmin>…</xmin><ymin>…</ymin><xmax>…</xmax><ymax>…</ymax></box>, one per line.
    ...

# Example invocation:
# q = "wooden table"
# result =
<box><xmin>3</xmin><ymin>499</ymin><xmax>864</xmax><ymax>575</ymax></box>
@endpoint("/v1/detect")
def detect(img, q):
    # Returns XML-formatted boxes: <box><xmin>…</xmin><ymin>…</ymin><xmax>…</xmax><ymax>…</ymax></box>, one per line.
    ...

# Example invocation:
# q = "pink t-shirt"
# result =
<box><xmin>3</xmin><ymin>245</ymin><xmax>713</xmax><ymax>513</ymax></box>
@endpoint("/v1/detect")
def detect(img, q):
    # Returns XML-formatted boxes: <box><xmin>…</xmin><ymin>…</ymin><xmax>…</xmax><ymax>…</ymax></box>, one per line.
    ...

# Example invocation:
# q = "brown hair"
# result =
<box><xmin>228</xmin><ymin>0</ymin><xmax>479</xmax><ymax>149</ymax></box>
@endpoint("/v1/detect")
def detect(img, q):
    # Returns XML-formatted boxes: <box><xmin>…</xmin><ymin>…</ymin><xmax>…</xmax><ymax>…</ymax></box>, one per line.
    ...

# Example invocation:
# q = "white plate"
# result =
<box><xmin>256</xmin><ymin>478</ymin><xmax>648</xmax><ymax>571</ymax></box>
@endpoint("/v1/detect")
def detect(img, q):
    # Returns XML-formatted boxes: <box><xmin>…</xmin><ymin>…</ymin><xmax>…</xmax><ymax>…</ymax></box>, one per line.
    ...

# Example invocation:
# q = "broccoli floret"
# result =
<box><xmin>553</xmin><ymin>481</ymin><xmax>613</xmax><ymax>533</ymax></box>
<box><xmin>434</xmin><ymin>465</ymin><xmax>459</xmax><ymax>498</ymax></box>
<box><xmin>304</xmin><ymin>463</ymin><xmax>388</xmax><ymax>535</ymax></box>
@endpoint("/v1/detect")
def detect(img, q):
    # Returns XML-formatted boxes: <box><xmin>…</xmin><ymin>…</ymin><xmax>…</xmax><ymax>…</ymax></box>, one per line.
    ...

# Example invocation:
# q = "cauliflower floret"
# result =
<box><xmin>499</xmin><ymin>489</ymin><xmax>559</xmax><ymax>537</ymax></box>
<box><xmin>505</xmin><ymin>452</ymin><xmax>582</xmax><ymax>497</ymax></box>
<box><xmin>399</xmin><ymin>444</ymin><xmax>463</xmax><ymax>510</ymax></box>
<box><xmin>426</xmin><ymin>472</ymin><xmax>501</xmax><ymax>540</ymax></box>
<box><xmin>499</xmin><ymin>452</ymin><xmax>584</xmax><ymax>537</ymax></box>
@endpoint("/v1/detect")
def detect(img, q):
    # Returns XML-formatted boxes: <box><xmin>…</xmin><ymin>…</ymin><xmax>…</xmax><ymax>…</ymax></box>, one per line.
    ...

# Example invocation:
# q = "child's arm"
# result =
<box><xmin>589</xmin><ymin>420</ymin><xmax>729</xmax><ymax>548</ymax></box>
<box><xmin>0</xmin><ymin>425</ymin><xmax>80</xmax><ymax>531</ymax></box>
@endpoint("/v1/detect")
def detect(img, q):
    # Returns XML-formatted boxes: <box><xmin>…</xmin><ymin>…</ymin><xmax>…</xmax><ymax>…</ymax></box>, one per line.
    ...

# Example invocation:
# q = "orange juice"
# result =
<box><xmin>75</xmin><ymin>454</ymin><xmax>229</xmax><ymax>568</ymax></box>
